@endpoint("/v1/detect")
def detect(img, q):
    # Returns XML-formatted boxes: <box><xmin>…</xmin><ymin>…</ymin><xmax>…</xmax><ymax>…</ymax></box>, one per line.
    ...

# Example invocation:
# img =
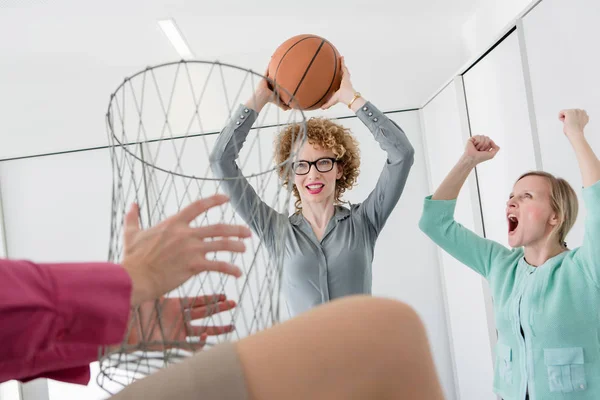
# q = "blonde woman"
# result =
<box><xmin>419</xmin><ymin>109</ymin><xmax>600</xmax><ymax>399</ymax></box>
<box><xmin>210</xmin><ymin>58</ymin><xmax>415</xmax><ymax>316</ymax></box>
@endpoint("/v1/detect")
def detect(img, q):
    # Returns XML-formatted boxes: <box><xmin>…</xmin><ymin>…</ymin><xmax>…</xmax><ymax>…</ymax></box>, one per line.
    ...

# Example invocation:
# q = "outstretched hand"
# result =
<box><xmin>123</xmin><ymin>195</ymin><xmax>251</xmax><ymax>305</ymax></box>
<box><xmin>123</xmin><ymin>294</ymin><xmax>237</xmax><ymax>353</ymax></box>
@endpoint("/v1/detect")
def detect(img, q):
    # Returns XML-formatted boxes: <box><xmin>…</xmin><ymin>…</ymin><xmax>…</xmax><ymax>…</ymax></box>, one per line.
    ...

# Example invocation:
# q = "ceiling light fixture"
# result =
<box><xmin>157</xmin><ymin>18</ymin><xmax>195</xmax><ymax>60</ymax></box>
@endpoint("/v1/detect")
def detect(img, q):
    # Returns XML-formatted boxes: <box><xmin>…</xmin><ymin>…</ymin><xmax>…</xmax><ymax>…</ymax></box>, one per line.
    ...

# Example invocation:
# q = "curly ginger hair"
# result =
<box><xmin>275</xmin><ymin>117</ymin><xmax>360</xmax><ymax>211</ymax></box>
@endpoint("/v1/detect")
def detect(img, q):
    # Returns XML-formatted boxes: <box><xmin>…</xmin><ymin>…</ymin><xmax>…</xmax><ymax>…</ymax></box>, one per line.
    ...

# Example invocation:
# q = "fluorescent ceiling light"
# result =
<box><xmin>158</xmin><ymin>18</ymin><xmax>195</xmax><ymax>59</ymax></box>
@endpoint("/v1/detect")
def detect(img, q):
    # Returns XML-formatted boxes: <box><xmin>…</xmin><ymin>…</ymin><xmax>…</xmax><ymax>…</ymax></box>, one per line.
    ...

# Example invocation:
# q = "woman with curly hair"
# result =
<box><xmin>210</xmin><ymin>58</ymin><xmax>415</xmax><ymax>316</ymax></box>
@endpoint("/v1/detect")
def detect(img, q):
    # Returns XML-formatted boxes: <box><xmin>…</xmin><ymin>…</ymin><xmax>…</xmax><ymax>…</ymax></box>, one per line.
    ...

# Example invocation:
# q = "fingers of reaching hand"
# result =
<box><xmin>193</xmin><ymin>258</ymin><xmax>243</xmax><ymax>277</ymax></box>
<box><xmin>181</xmin><ymin>297</ymin><xmax>237</xmax><ymax>318</ymax></box>
<box><xmin>199</xmin><ymin>238</ymin><xmax>246</xmax><ymax>255</ymax></box>
<box><xmin>183</xmin><ymin>217</ymin><xmax>251</xmax><ymax>277</ymax></box>
<box><xmin>123</xmin><ymin>203</ymin><xmax>141</xmax><ymax>244</ymax></box>
<box><xmin>152</xmin><ymin>332</ymin><xmax>209</xmax><ymax>352</ymax></box>
<box><xmin>174</xmin><ymin>195</ymin><xmax>230</xmax><ymax>224</ymax></box>
<box><xmin>180</xmin><ymin>294</ymin><xmax>227</xmax><ymax>307</ymax></box>
<box><xmin>192</xmin><ymin>223</ymin><xmax>251</xmax><ymax>240</ymax></box>
<box><xmin>189</xmin><ymin>325</ymin><xmax>235</xmax><ymax>337</ymax></box>
<box><xmin>152</xmin><ymin>299</ymin><xmax>234</xmax><ymax>331</ymax></box>
<box><xmin>134</xmin><ymin>297</ymin><xmax>236</xmax><ymax>352</ymax></box>
<box><xmin>180</xmin><ymin>332</ymin><xmax>209</xmax><ymax>352</ymax></box>
<box><xmin>166</xmin><ymin>295</ymin><xmax>226</xmax><ymax>310</ymax></box>
<box><xmin>188</xmin><ymin>299</ymin><xmax>237</xmax><ymax>319</ymax></box>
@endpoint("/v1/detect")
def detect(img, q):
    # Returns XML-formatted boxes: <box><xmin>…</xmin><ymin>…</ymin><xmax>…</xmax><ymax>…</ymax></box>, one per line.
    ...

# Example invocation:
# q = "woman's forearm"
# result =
<box><xmin>432</xmin><ymin>155</ymin><xmax>478</xmax><ymax>200</ymax></box>
<box><xmin>569</xmin><ymin>134</ymin><xmax>600</xmax><ymax>187</ymax></box>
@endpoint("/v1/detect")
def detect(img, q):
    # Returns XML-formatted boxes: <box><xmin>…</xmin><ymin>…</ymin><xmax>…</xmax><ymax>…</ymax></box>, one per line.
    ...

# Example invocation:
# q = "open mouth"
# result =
<box><xmin>306</xmin><ymin>184</ymin><xmax>324</xmax><ymax>195</ymax></box>
<box><xmin>508</xmin><ymin>214</ymin><xmax>519</xmax><ymax>234</ymax></box>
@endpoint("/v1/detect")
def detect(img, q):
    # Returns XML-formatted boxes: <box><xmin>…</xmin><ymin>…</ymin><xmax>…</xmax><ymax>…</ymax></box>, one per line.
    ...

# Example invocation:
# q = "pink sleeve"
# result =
<box><xmin>0</xmin><ymin>259</ymin><xmax>132</xmax><ymax>385</ymax></box>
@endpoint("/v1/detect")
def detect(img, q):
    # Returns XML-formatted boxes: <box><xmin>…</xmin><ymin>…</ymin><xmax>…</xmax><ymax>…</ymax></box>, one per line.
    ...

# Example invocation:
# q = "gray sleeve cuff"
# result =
<box><xmin>231</xmin><ymin>104</ymin><xmax>259</xmax><ymax>131</ymax></box>
<box><xmin>355</xmin><ymin>101</ymin><xmax>414</xmax><ymax>159</ymax></box>
<box><xmin>355</xmin><ymin>101</ymin><xmax>386</xmax><ymax>130</ymax></box>
<box><xmin>210</xmin><ymin>104</ymin><xmax>259</xmax><ymax>163</ymax></box>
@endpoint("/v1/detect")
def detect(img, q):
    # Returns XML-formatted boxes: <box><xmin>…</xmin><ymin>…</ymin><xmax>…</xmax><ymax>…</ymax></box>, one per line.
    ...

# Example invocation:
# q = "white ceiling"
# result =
<box><xmin>0</xmin><ymin>0</ymin><xmax>482</xmax><ymax>159</ymax></box>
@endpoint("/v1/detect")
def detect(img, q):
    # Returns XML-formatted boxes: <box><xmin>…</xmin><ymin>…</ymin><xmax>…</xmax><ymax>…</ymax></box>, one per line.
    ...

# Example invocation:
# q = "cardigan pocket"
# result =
<box><xmin>496</xmin><ymin>343</ymin><xmax>513</xmax><ymax>384</ymax></box>
<box><xmin>544</xmin><ymin>347</ymin><xmax>587</xmax><ymax>392</ymax></box>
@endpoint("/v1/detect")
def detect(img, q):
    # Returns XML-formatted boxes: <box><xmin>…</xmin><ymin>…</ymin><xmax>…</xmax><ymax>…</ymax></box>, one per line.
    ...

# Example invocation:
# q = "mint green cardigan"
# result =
<box><xmin>419</xmin><ymin>180</ymin><xmax>600</xmax><ymax>399</ymax></box>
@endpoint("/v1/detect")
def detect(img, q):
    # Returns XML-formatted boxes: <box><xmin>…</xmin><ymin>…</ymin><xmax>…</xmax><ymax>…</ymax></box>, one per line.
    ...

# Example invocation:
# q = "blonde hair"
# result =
<box><xmin>516</xmin><ymin>171</ymin><xmax>579</xmax><ymax>247</ymax></box>
<box><xmin>275</xmin><ymin>118</ymin><xmax>360</xmax><ymax>212</ymax></box>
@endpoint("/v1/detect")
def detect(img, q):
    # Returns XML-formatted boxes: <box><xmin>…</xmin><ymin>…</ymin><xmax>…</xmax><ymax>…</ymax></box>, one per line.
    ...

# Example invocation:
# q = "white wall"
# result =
<box><xmin>461</xmin><ymin>0</ymin><xmax>535</xmax><ymax>58</ymax></box>
<box><xmin>343</xmin><ymin>111</ymin><xmax>456</xmax><ymax>400</ymax></box>
<box><xmin>421</xmin><ymin>81</ymin><xmax>495</xmax><ymax>400</ymax></box>
<box><xmin>0</xmin><ymin>151</ymin><xmax>113</xmax><ymax>263</ymax></box>
<box><xmin>522</xmin><ymin>0</ymin><xmax>600</xmax><ymax>248</ymax></box>
<box><xmin>463</xmin><ymin>31</ymin><xmax>538</xmax><ymax>249</ymax></box>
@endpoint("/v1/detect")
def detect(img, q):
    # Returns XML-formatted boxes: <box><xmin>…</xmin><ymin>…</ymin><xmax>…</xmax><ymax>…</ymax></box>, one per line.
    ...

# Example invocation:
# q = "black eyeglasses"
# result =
<box><xmin>292</xmin><ymin>157</ymin><xmax>337</xmax><ymax>175</ymax></box>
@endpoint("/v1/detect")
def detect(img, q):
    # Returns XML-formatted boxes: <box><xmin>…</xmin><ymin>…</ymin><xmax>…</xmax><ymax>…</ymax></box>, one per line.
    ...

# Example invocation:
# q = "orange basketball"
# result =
<box><xmin>267</xmin><ymin>34</ymin><xmax>342</xmax><ymax>111</ymax></box>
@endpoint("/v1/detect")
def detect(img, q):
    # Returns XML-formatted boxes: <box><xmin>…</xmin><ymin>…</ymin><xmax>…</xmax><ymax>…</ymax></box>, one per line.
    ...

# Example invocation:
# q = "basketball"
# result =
<box><xmin>267</xmin><ymin>34</ymin><xmax>342</xmax><ymax>111</ymax></box>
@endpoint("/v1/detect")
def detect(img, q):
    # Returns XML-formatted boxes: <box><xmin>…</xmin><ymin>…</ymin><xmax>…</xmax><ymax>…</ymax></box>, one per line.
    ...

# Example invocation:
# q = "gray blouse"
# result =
<box><xmin>210</xmin><ymin>102</ymin><xmax>414</xmax><ymax>317</ymax></box>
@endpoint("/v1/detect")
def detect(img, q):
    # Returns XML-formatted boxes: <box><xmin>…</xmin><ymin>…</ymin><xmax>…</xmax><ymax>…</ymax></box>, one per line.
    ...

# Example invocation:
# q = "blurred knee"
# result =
<box><xmin>327</xmin><ymin>296</ymin><xmax>430</xmax><ymax>374</ymax></box>
<box><xmin>331</xmin><ymin>295</ymin><xmax>426</xmax><ymax>337</ymax></box>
